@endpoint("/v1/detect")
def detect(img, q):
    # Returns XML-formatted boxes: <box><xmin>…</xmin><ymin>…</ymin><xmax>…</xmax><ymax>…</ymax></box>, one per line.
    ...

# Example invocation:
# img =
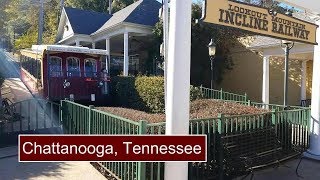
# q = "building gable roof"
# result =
<box><xmin>64</xmin><ymin>7</ymin><xmax>112</xmax><ymax>35</ymax></box>
<box><xmin>93</xmin><ymin>0</ymin><xmax>161</xmax><ymax>35</ymax></box>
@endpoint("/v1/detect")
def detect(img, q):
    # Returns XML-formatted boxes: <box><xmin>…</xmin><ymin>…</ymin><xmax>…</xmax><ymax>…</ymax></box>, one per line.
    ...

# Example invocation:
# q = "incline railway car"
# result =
<box><xmin>20</xmin><ymin>45</ymin><xmax>110</xmax><ymax>103</ymax></box>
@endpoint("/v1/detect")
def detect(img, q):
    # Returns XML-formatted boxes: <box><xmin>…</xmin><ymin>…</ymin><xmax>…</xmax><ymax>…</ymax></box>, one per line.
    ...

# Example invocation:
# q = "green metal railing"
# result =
<box><xmin>250</xmin><ymin>102</ymin><xmax>309</xmax><ymax>111</ymax></box>
<box><xmin>274</xmin><ymin>109</ymin><xmax>310</xmax><ymax>151</ymax></box>
<box><xmin>61</xmin><ymin>100</ymin><xmax>146</xmax><ymax>180</ymax></box>
<box><xmin>200</xmin><ymin>86</ymin><xmax>248</xmax><ymax>103</ymax></box>
<box><xmin>60</xmin><ymin>99</ymin><xmax>310</xmax><ymax>180</ymax></box>
<box><xmin>199</xmin><ymin>87</ymin><xmax>309</xmax><ymax>111</ymax></box>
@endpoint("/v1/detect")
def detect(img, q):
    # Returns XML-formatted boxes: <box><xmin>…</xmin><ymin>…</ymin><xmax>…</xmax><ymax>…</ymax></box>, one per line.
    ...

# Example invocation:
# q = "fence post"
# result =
<box><xmin>244</xmin><ymin>93</ymin><xmax>248</xmax><ymax>102</ymax></box>
<box><xmin>138</xmin><ymin>120</ymin><xmax>147</xmax><ymax>180</ymax></box>
<box><xmin>220</xmin><ymin>88</ymin><xmax>223</xmax><ymax>100</ymax></box>
<box><xmin>60</xmin><ymin>100</ymin><xmax>63</xmax><ymax>133</ymax></box>
<box><xmin>217</xmin><ymin>113</ymin><xmax>224</xmax><ymax>180</ymax></box>
<box><xmin>272</xmin><ymin>110</ymin><xmax>276</xmax><ymax>125</ymax></box>
<box><xmin>247</xmin><ymin>100</ymin><xmax>251</xmax><ymax>106</ymax></box>
<box><xmin>307</xmin><ymin>106</ymin><xmax>311</xmax><ymax>133</ymax></box>
<box><xmin>88</xmin><ymin>105</ymin><xmax>94</xmax><ymax>135</ymax></box>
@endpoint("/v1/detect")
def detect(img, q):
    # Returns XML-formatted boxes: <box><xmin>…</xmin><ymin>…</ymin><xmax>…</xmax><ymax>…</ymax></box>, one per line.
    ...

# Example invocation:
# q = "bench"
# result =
<box><xmin>220</xmin><ymin>126</ymin><xmax>298</xmax><ymax>179</ymax></box>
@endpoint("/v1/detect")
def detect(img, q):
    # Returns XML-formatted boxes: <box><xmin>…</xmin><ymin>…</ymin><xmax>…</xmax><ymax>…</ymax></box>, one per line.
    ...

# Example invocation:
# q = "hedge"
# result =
<box><xmin>111</xmin><ymin>76</ymin><xmax>203</xmax><ymax>113</ymax></box>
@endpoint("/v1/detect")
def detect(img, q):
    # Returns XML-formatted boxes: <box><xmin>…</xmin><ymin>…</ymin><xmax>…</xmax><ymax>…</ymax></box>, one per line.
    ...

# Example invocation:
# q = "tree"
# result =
<box><xmin>112</xmin><ymin>0</ymin><xmax>137</xmax><ymax>13</ymax></box>
<box><xmin>64</xmin><ymin>0</ymin><xmax>138</xmax><ymax>13</ymax></box>
<box><xmin>65</xmin><ymin>0</ymin><xmax>109</xmax><ymax>13</ymax></box>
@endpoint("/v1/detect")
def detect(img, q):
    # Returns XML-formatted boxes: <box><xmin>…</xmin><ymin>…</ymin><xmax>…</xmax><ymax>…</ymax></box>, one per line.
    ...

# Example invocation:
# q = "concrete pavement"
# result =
<box><xmin>0</xmin><ymin>147</ymin><xmax>106</xmax><ymax>180</ymax></box>
<box><xmin>234</xmin><ymin>157</ymin><xmax>320</xmax><ymax>180</ymax></box>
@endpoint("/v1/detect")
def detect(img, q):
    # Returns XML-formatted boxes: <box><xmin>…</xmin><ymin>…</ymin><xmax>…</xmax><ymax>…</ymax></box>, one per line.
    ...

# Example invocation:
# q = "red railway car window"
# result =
<box><xmin>84</xmin><ymin>58</ymin><xmax>97</xmax><ymax>77</ymax></box>
<box><xmin>49</xmin><ymin>56</ymin><xmax>62</xmax><ymax>77</ymax></box>
<box><xmin>67</xmin><ymin>57</ymin><xmax>81</xmax><ymax>77</ymax></box>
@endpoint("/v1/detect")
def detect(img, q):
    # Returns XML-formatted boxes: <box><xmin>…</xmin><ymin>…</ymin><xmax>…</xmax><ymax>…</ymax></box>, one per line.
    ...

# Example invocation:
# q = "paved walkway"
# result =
<box><xmin>234</xmin><ymin>157</ymin><xmax>320</xmax><ymax>180</ymax></box>
<box><xmin>0</xmin><ymin>147</ymin><xmax>106</xmax><ymax>180</ymax></box>
<box><xmin>2</xmin><ymin>78</ymin><xmax>33</xmax><ymax>102</ymax></box>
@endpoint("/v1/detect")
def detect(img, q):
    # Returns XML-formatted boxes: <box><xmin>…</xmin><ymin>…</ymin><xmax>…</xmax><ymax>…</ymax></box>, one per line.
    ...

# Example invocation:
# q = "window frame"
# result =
<box><xmin>66</xmin><ymin>57</ymin><xmax>81</xmax><ymax>77</ymax></box>
<box><xmin>84</xmin><ymin>58</ymin><xmax>97</xmax><ymax>77</ymax></box>
<box><xmin>49</xmin><ymin>56</ymin><xmax>63</xmax><ymax>77</ymax></box>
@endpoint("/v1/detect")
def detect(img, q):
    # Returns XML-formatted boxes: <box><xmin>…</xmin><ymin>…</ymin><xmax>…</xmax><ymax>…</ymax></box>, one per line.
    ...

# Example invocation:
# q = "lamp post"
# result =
<box><xmin>281</xmin><ymin>40</ymin><xmax>294</xmax><ymax>107</ymax></box>
<box><xmin>208</xmin><ymin>39</ymin><xmax>216</xmax><ymax>89</ymax></box>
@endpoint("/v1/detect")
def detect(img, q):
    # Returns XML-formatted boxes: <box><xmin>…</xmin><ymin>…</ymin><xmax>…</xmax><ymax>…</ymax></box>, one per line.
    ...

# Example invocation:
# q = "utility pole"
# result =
<box><xmin>60</xmin><ymin>0</ymin><xmax>64</xmax><ymax>9</ymax></box>
<box><xmin>109</xmin><ymin>0</ymin><xmax>112</xmax><ymax>15</ymax></box>
<box><xmin>13</xmin><ymin>27</ymin><xmax>15</xmax><ymax>54</ymax></box>
<box><xmin>37</xmin><ymin>0</ymin><xmax>44</xmax><ymax>45</ymax></box>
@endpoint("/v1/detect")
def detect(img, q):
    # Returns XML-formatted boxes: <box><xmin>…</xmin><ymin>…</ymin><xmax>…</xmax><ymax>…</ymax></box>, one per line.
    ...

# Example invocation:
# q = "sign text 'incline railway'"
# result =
<box><xmin>203</xmin><ymin>0</ymin><xmax>318</xmax><ymax>45</ymax></box>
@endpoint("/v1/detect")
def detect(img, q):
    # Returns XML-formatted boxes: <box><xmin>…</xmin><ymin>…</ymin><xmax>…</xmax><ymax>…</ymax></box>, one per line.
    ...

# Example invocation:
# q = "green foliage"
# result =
<box><xmin>65</xmin><ymin>0</ymin><xmax>109</xmax><ymax>13</ymax></box>
<box><xmin>112</xmin><ymin>0</ymin><xmax>137</xmax><ymax>13</ymax></box>
<box><xmin>14</xmin><ymin>30</ymin><xmax>38</xmax><ymax>50</ymax></box>
<box><xmin>111</xmin><ymin>76</ymin><xmax>144</xmax><ymax>109</ymax></box>
<box><xmin>190</xmin><ymin>85</ymin><xmax>203</xmax><ymax>101</ymax></box>
<box><xmin>134</xmin><ymin>76</ymin><xmax>165</xmax><ymax>113</ymax></box>
<box><xmin>111</xmin><ymin>76</ymin><xmax>203</xmax><ymax>113</ymax></box>
<box><xmin>64</xmin><ymin>0</ymin><xmax>138</xmax><ymax>13</ymax></box>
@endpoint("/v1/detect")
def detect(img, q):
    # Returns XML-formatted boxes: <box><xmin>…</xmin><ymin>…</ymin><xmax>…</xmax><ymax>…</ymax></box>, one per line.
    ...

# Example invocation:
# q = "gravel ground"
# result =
<box><xmin>97</xmin><ymin>99</ymin><xmax>269</xmax><ymax>123</ymax></box>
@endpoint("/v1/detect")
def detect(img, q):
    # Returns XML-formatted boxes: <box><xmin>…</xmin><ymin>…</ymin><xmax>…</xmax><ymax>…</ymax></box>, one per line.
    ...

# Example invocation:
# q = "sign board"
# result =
<box><xmin>203</xmin><ymin>0</ymin><xmax>318</xmax><ymax>45</ymax></box>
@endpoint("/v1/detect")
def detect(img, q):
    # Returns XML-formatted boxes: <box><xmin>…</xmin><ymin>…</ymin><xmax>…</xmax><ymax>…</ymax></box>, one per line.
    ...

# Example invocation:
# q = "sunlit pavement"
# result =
<box><xmin>2</xmin><ymin>78</ymin><xmax>33</xmax><ymax>102</ymax></box>
<box><xmin>0</xmin><ymin>147</ymin><xmax>106</xmax><ymax>180</ymax></box>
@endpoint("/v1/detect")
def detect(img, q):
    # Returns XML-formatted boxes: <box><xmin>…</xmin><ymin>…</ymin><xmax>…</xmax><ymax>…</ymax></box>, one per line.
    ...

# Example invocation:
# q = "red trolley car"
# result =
<box><xmin>20</xmin><ymin>45</ymin><xmax>110</xmax><ymax>103</ymax></box>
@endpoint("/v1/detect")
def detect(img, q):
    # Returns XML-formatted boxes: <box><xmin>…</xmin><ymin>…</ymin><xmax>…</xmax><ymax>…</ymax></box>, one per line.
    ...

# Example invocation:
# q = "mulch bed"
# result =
<box><xmin>97</xmin><ymin>99</ymin><xmax>269</xmax><ymax>123</ymax></box>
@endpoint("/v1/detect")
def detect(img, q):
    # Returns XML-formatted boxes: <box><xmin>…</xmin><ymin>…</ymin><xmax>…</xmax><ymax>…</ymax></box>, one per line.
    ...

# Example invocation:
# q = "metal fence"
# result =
<box><xmin>200</xmin><ymin>86</ymin><xmax>248</xmax><ymax>103</ymax></box>
<box><xmin>0</xmin><ymin>98</ymin><xmax>61</xmax><ymax>134</ymax></box>
<box><xmin>0</xmin><ymin>98</ymin><xmax>61</xmax><ymax>146</ymax></box>
<box><xmin>60</xmin><ymin>100</ymin><xmax>310</xmax><ymax>180</ymax></box>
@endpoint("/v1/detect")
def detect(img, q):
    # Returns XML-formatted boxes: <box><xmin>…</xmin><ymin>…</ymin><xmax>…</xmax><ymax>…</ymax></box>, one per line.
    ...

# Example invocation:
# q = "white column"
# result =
<box><xmin>106</xmin><ymin>38</ymin><xmax>110</xmax><ymax>71</ymax></box>
<box><xmin>123</xmin><ymin>32</ymin><xmax>129</xmax><ymax>76</ymax></box>
<box><xmin>301</xmin><ymin>60</ymin><xmax>307</xmax><ymax>101</ymax></box>
<box><xmin>305</xmin><ymin>20</ymin><xmax>320</xmax><ymax>160</ymax></box>
<box><xmin>75</xmin><ymin>40</ymin><xmax>80</xmax><ymax>46</ymax></box>
<box><xmin>92</xmin><ymin>42</ymin><xmax>96</xmax><ymax>49</ymax></box>
<box><xmin>262</xmin><ymin>56</ymin><xmax>270</xmax><ymax>105</ymax></box>
<box><xmin>165</xmin><ymin>0</ymin><xmax>192</xmax><ymax>179</ymax></box>
<box><xmin>163</xmin><ymin>0</ymin><xmax>169</xmax><ymax>108</ymax></box>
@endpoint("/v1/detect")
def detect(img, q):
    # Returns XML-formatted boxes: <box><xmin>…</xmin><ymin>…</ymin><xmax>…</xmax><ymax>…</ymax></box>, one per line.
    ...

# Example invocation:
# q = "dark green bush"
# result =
<box><xmin>111</xmin><ymin>76</ymin><xmax>203</xmax><ymax>113</ymax></box>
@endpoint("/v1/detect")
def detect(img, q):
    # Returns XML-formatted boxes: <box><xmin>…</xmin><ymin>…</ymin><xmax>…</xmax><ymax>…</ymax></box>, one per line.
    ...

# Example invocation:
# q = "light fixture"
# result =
<box><xmin>208</xmin><ymin>38</ymin><xmax>216</xmax><ymax>89</ymax></box>
<box><xmin>281</xmin><ymin>40</ymin><xmax>294</xmax><ymax>46</ymax></box>
<box><xmin>208</xmin><ymin>39</ymin><xmax>216</xmax><ymax>57</ymax></box>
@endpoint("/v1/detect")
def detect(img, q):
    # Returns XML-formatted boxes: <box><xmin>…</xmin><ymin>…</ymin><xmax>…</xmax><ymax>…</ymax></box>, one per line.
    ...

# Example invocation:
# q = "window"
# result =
<box><xmin>67</xmin><ymin>57</ymin><xmax>80</xmax><ymax>77</ymax></box>
<box><xmin>49</xmin><ymin>56</ymin><xmax>62</xmax><ymax>77</ymax></box>
<box><xmin>84</xmin><ymin>58</ymin><xmax>97</xmax><ymax>77</ymax></box>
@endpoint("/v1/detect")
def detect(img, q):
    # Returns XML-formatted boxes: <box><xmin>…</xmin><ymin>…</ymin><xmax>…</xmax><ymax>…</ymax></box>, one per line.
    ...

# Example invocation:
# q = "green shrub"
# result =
<box><xmin>111</xmin><ymin>76</ymin><xmax>203</xmax><ymax>113</ymax></box>
<box><xmin>135</xmin><ymin>76</ymin><xmax>165</xmax><ymax>113</ymax></box>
